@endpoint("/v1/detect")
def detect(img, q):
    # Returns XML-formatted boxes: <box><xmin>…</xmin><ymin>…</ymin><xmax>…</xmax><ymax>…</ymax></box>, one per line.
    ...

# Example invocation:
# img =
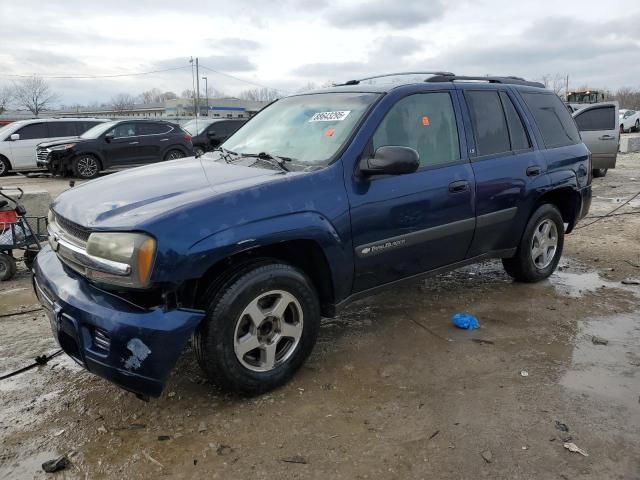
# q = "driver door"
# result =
<box><xmin>103</xmin><ymin>123</ymin><xmax>144</xmax><ymax>166</ymax></box>
<box><xmin>346</xmin><ymin>91</ymin><xmax>476</xmax><ymax>292</ymax></box>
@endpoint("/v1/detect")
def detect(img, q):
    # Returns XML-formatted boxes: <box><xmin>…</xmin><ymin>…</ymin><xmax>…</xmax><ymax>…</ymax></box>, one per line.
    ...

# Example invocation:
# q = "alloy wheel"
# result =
<box><xmin>77</xmin><ymin>156</ymin><xmax>98</xmax><ymax>178</ymax></box>
<box><xmin>233</xmin><ymin>290</ymin><xmax>304</xmax><ymax>372</ymax></box>
<box><xmin>530</xmin><ymin>219</ymin><xmax>558</xmax><ymax>269</ymax></box>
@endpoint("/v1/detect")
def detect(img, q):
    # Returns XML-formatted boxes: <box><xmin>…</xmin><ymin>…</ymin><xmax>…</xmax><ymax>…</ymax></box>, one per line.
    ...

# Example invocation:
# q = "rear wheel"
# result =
<box><xmin>0</xmin><ymin>156</ymin><xmax>11</xmax><ymax>177</ymax></box>
<box><xmin>0</xmin><ymin>253</ymin><xmax>17</xmax><ymax>281</ymax></box>
<box><xmin>502</xmin><ymin>204</ymin><xmax>564</xmax><ymax>283</ymax></box>
<box><xmin>164</xmin><ymin>149</ymin><xmax>185</xmax><ymax>161</ymax></box>
<box><xmin>73</xmin><ymin>154</ymin><xmax>101</xmax><ymax>179</ymax></box>
<box><xmin>23</xmin><ymin>249</ymin><xmax>38</xmax><ymax>271</ymax></box>
<box><xmin>194</xmin><ymin>146</ymin><xmax>205</xmax><ymax>157</ymax></box>
<box><xmin>592</xmin><ymin>168</ymin><xmax>608</xmax><ymax>178</ymax></box>
<box><xmin>635</xmin><ymin>119</ymin><xmax>639</xmax><ymax>132</ymax></box>
<box><xmin>194</xmin><ymin>261</ymin><xmax>320</xmax><ymax>394</ymax></box>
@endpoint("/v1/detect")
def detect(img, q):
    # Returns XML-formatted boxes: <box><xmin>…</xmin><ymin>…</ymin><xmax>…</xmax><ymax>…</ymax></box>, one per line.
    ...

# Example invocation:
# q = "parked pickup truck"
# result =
<box><xmin>34</xmin><ymin>73</ymin><xmax>592</xmax><ymax>398</ymax></box>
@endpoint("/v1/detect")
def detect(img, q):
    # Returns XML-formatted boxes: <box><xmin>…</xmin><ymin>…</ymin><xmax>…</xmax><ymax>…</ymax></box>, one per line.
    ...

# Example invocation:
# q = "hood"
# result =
<box><xmin>38</xmin><ymin>136</ymin><xmax>87</xmax><ymax>148</ymax></box>
<box><xmin>52</xmin><ymin>157</ymin><xmax>285</xmax><ymax>229</ymax></box>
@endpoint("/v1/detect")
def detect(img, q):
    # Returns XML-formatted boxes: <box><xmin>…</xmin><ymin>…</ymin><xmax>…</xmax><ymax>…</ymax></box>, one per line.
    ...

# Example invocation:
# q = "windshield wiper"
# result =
<box><xmin>209</xmin><ymin>146</ymin><xmax>239</xmax><ymax>162</ymax></box>
<box><xmin>236</xmin><ymin>152</ymin><xmax>292</xmax><ymax>172</ymax></box>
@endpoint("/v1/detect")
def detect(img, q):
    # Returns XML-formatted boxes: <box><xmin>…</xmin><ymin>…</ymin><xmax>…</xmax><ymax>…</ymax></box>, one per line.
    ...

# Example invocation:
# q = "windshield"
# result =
<box><xmin>222</xmin><ymin>92</ymin><xmax>380</xmax><ymax>167</ymax></box>
<box><xmin>183</xmin><ymin>119</ymin><xmax>215</xmax><ymax>136</ymax></box>
<box><xmin>80</xmin><ymin>121</ymin><xmax>118</xmax><ymax>139</ymax></box>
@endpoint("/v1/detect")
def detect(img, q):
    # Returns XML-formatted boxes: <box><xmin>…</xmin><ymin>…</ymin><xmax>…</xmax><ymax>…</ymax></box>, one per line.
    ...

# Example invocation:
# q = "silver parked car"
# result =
<box><xmin>572</xmin><ymin>102</ymin><xmax>619</xmax><ymax>178</ymax></box>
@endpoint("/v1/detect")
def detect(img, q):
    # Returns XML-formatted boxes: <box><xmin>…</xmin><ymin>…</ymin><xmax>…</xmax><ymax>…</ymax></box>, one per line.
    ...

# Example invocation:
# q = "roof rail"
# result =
<box><xmin>336</xmin><ymin>71</ymin><xmax>456</xmax><ymax>86</ymax></box>
<box><xmin>426</xmin><ymin>75</ymin><xmax>545</xmax><ymax>88</ymax></box>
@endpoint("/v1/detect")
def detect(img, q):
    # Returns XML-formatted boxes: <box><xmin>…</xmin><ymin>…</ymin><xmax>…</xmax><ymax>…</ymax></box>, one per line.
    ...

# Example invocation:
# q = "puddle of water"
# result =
<box><xmin>549</xmin><ymin>269</ymin><xmax>640</xmax><ymax>298</ymax></box>
<box><xmin>561</xmin><ymin>312</ymin><xmax>640</xmax><ymax>412</ymax></box>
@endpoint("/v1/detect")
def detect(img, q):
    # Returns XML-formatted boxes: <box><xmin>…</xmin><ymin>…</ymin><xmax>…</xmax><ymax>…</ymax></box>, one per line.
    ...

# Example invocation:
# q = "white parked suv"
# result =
<box><xmin>0</xmin><ymin>118</ymin><xmax>107</xmax><ymax>176</ymax></box>
<box><xmin>619</xmin><ymin>109</ymin><xmax>640</xmax><ymax>133</ymax></box>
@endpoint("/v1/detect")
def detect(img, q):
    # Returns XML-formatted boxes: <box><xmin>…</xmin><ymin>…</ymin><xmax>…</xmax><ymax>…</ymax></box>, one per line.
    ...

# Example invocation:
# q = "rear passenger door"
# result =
<box><xmin>461</xmin><ymin>88</ymin><xmax>544</xmax><ymax>257</ymax></box>
<box><xmin>572</xmin><ymin>102</ymin><xmax>619</xmax><ymax>170</ymax></box>
<box><xmin>348</xmin><ymin>90</ymin><xmax>476</xmax><ymax>292</ymax></box>
<box><xmin>138</xmin><ymin>122</ymin><xmax>173</xmax><ymax>162</ymax></box>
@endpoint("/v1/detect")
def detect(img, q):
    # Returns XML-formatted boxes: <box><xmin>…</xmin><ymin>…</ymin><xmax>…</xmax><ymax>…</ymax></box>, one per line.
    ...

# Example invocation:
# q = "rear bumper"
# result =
<box><xmin>33</xmin><ymin>246</ymin><xmax>204</xmax><ymax>397</ymax></box>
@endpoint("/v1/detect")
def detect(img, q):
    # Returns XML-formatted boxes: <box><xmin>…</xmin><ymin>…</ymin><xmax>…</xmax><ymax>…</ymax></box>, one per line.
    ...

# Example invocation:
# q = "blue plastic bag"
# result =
<box><xmin>451</xmin><ymin>313</ymin><xmax>479</xmax><ymax>330</ymax></box>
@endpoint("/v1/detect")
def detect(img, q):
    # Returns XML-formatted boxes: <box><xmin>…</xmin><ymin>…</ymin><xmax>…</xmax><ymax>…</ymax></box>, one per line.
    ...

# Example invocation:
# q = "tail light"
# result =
<box><xmin>184</xmin><ymin>134</ymin><xmax>192</xmax><ymax>142</ymax></box>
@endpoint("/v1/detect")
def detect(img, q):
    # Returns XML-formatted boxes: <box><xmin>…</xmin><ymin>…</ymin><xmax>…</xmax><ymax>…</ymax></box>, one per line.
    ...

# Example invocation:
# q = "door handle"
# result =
<box><xmin>599</xmin><ymin>135</ymin><xmax>615</xmax><ymax>140</ymax></box>
<box><xmin>526</xmin><ymin>166</ymin><xmax>542</xmax><ymax>177</ymax></box>
<box><xmin>129</xmin><ymin>141</ymin><xmax>139</xmax><ymax>145</ymax></box>
<box><xmin>448</xmin><ymin>180</ymin><xmax>469</xmax><ymax>193</ymax></box>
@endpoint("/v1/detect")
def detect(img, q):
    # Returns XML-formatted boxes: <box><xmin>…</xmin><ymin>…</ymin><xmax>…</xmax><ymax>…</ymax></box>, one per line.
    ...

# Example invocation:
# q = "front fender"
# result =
<box><xmin>166</xmin><ymin>211</ymin><xmax>354</xmax><ymax>302</ymax></box>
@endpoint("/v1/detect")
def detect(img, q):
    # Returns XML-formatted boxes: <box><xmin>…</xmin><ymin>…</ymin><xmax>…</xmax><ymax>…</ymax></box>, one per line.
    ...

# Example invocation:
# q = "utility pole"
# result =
<box><xmin>195</xmin><ymin>57</ymin><xmax>200</xmax><ymax>118</ymax></box>
<box><xmin>565</xmin><ymin>75</ymin><xmax>569</xmax><ymax>101</ymax></box>
<box><xmin>202</xmin><ymin>76</ymin><xmax>209</xmax><ymax>116</ymax></box>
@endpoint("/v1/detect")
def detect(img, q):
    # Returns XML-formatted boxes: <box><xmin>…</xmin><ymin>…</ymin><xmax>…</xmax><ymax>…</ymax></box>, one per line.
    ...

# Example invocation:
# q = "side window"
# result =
<box><xmin>109</xmin><ymin>123</ymin><xmax>137</xmax><ymax>138</ymax></box>
<box><xmin>15</xmin><ymin>123</ymin><xmax>48</xmax><ymax>140</ymax></box>
<box><xmin>499</xmin><ymin>92</ymin><xmax>531</xmax><ymax>151</ymax></box>
<box><xmin>138</xmin><ymin>123</ymin><xmax>171</xmax><ymax>135</ymax></box>
<box><xmin>521</xmin><ymin>93</ymin><xmax>580</xmax><ymax>148</ymax></box>
<box><xmin>79</xmin><ymin>121</ymin><xmax>100</xmax><ymax>133</ymax></box>
<box><xmin>372</xmin><ymin>92</ymin><xmax>460</xmax><ymax>168</ymax></box>
<box><xmin>48</xmin><ymin>122</ymin><xmax>77</xmax><ymax>138</ymax></box>
<box><xmin>464</xmin><ymin>91</ymin><xmax>510</xmax><ymax>156</ymax></box>
<box><xmin>574</xmin><ymin>106</ymin><xmax>616</xmax><ymax>131</ymax></box>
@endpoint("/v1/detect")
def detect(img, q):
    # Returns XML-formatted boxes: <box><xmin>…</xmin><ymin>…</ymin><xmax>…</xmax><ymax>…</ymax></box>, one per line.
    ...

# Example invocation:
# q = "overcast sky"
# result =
<box><xmin>1</xmin><ymin>0</ymin><xmax>639</xmax><ymax>106</ymax></box>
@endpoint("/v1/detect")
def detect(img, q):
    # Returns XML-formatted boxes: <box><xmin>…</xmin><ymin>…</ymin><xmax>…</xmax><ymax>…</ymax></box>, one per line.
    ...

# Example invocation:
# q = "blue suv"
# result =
<box><xmin>33</xmin><ymin>73</ymin><xmax>592</xmax><ymax>398</ymax></box>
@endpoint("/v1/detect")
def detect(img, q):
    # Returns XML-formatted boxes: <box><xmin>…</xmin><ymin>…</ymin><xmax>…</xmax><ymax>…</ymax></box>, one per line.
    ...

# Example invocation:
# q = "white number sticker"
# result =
<box><xmin>309</xmin><ymin>111</ymin><xmax>351</xmax><ymax>122</ymax></box>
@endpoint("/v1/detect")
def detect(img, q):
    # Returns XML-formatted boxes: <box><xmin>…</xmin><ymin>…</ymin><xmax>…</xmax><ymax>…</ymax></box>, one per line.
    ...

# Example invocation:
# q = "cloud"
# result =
<box><xmin>152</xmin><ymin>55</ymin><xmax>256</xmax><ymax>73</ymax></box>
<box><xmin>328</xmin><ymin>0</ymin><xmax>445</xmax><ymax>28</ymax></box>
<box><xmin>210</xmin><ymin>37</ymin><xmax>262</xmax><ymax>52</ymax></box>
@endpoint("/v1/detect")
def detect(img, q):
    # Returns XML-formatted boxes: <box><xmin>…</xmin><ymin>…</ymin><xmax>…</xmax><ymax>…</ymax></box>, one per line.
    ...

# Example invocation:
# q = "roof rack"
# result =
<box><xmin>426</xmin><ymin>75</ymin><xmax>544</xmax><ymax>88</ymax></box>
<box><xmin>336</xmin><ymin>71</ymin><xmax>456</xmax><ymax>86</ymax></box>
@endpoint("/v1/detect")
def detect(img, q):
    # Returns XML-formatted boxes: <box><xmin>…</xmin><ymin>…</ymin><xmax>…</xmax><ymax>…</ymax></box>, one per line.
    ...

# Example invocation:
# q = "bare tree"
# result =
<box><xmin>13</xmin><ymin>76</ymin><xmax>58</xmax><ymax>116</ymax></box>
<box><xmin>205</xmin><ymin>86</ymin><xmax>226</xmax><ymax>98</ymax></box>
<box><xmin>539</xmin><ymin>73</ymin><xmax>567</xmax><ymax>97</ymax></box>
<box><xmin>181</xmin><ymin>89</ymin><xmax>195</xmax><ymax>99</ymax></box>
<box><xmin>238</xmin><ymin>87</ymin><xmax>281</xmax><ymax>102</ymax></box>
<box><xmin>110</xmin><ymin>93</ymin><xmax>136</xmax><ymax>112</ymax></box>
<box><xmin>611</xmin><ymin>87</ymin><xmax>640</xmax><ymax>109</ymax></box>
<box><xmin>0</xmin><ymin>85</ymin><xmax>13</xmax><ymax>115</ymax></box>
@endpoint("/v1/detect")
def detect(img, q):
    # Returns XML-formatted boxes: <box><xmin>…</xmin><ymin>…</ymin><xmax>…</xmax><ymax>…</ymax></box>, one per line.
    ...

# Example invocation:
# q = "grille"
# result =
<box><xmin>54</xmin><ymin>212</ymin><xmax>91</xmax><ymax>243</ymax></box>
<box><xmin>36</xmin><ymin>148</ymin><xmax>50</xmax><ymax>163</ymax></box>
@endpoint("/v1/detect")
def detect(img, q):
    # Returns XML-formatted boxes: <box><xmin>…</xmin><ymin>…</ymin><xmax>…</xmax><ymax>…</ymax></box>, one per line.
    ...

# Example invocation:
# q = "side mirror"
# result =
<box><xmin>359</xmin><ymin>146</ymin><xmax>420</xmax><ymax>177</ymax></box>
<box><xmin>104</xmin><ymin>133</ymin><xmax>114</xmax><ymax>143</ymax></box>
<box><xmin>10</xmin><ymin>133</ymin><xmax>19</xmax><ymax>141</ymax></box>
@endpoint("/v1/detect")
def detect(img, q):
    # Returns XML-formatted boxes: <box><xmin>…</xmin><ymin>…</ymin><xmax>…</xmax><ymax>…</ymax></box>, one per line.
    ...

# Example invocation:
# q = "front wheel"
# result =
<box><xmin>592</xmin><ymin>168</ymin><xmax>608</xmax><ymax>178</ymax></box>
<box><xmin>502</xmin><ymin>204</ymin><xmax>564</xmax><ymax>283</ymax></box>
<box><xmin>0</xmin><ymin>156</ymin><xmax>10</xmax><ymax>177</ymax></box>
<box><xmin>194</xmin><ymin>146</ymin><xmax>205</xmax><ymax>157</ymax></box>
<box><xmin>194</xmin><ymin>262</ymin><xmax>320</xmax><ymax>394</ymax></box>
<box><xmin>72</xmin><ymin>154</ymin><xmax>101</xmax><ymax>179</ymax></box>
<box><xmin>635</xmin><ymin>119</ymin><xmax>640</xmax><ymax>132</ymax></box>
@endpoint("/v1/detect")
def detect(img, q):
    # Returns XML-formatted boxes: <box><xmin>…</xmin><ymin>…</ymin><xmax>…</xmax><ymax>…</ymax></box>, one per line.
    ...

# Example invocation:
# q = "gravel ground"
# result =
<box><xmin>1</xmin><ymin>153</ymin><xmax>639</xmax><ymax>479</ymax></box>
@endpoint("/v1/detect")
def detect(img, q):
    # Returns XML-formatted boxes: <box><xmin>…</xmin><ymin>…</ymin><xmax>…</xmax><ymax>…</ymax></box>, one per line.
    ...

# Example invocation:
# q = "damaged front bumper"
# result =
<box><xmin>33</xmin><ymin>246</ymin><xmax>204</xmax><ymax>398</ymax></box>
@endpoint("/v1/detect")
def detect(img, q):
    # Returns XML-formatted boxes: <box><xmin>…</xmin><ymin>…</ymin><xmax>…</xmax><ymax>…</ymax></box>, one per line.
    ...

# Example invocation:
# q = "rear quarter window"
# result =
<box><xmin>521</xmin><ymin>92</ymin><xmax>580</xmax><ymax>148</ymax></box>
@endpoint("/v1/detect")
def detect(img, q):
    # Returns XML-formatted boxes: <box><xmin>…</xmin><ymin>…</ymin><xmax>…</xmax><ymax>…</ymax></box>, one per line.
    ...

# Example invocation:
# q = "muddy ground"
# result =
<box><xmin>1</xmin><ymin>154</ymin><xmax>639</xmax><ymax>479</ymax></box>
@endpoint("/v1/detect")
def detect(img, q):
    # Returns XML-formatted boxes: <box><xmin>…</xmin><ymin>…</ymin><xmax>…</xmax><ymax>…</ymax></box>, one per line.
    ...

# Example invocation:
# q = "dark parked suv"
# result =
<box><xmin>34</xmin><ymin>73</ymin><xmax>592</xmax><ymax>398</ymax></box>
<box><xmin>37</xmin><ymin>119</ymin><xmax>194</xmax><ymax>179</ymax></box>
<box><xmin>182</xmin><ymin>118</ymin><xmax>246</xmax><ymax>156</ymax></box>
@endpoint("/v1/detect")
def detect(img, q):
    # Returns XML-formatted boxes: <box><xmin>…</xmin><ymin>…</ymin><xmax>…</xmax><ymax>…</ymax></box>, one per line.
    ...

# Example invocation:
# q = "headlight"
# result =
<box><xmin>85</xmin><ymin>232</ymin><xmax>156</xmax><ymax>288</ymax></box>
<box><xmin>49</xmin><ymin>143</ymin><xmax>76</xmax><ymax>151</ymax></box>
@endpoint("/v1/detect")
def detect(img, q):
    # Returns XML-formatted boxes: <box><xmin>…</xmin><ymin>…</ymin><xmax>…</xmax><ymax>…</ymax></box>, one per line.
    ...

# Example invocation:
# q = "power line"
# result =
<box><xmin>0</xmin><ymin>65</ymin><xmax>190</xmax><ymax>80</ymax></box>
<box><xmin>199</xmin><ymin>64</ymin><xmax>289</xmax><ymax>93</ymax></box>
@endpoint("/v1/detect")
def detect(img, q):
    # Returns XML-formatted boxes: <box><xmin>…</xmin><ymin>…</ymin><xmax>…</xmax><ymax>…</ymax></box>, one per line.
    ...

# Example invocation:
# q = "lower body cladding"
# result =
<box><xmin>33</xmin><ymin>246</ymin><xmax>204</xmax><ymax>397</ymax></box>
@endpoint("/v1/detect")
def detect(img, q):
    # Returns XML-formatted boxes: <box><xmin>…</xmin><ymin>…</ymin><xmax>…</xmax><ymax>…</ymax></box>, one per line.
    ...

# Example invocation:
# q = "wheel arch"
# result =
<box><xmin>0</xmin><ymin>153</ymin><xmax>13</xmax><ymax>173</ymax></box>
<box><xmin>534</xmin><ymin>187</ymin><xmax>581</xmax><ymax>233</ymax></box>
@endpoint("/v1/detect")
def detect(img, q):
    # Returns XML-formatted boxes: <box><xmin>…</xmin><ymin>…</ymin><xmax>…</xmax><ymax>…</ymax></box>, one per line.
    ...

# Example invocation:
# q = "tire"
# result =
<box><xmin>0</xmin><ymin>156</ymin><xmax>11</xmax><ymax>177</ymax></box>
<box><xmin>502</xmin><ymin>204</ymin><xmax>564</xmax><ymax>283</ymax></box>
<box><xmin>194</xmin><ymin>261</ymin><xmax>321</xmax><ymax>394</ymax></box>
<box><xmin>194</xmin><ymin>146</ymin><xmax>205</xmax><ymax>157</ymax></box>
<box><xmin>635</xmin><ymin>119</ymin><xmax>640</xmax><ymax>132</ymax></box>
<box><xmin>164</xmin><ymin>149</ymin><xmax>185</xmax><ymax>161</ymax></box>
<box><xmin>592</xmin><ymin>168</ymin><xmax>608</xmax><ymax>178</ymax></box>
<box><xmin>72</xmin><ymin>154</ymin><xmax>101</xmax><ymax>179</ymax></box>
<box><xmin>0</xmin><ymin>253</ymin><xmax>17</xmax><ymax>281</ymax></box>
<box><xmin>620</xmin><ymin>124</ymin><xmax>625</xmax><ymax>134</ymax></box>
<box><xmin>23</xmin><ymin>249</ymin><xmax>38</xmax><ymax>271</ymax></box>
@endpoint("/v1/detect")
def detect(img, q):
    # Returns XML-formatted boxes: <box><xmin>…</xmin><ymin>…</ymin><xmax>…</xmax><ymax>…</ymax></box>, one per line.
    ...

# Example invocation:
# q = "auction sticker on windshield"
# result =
<box><xmin>309</xmin><ymin>111</ymin><xmax>351</xmax><ymax>122</ymax></box>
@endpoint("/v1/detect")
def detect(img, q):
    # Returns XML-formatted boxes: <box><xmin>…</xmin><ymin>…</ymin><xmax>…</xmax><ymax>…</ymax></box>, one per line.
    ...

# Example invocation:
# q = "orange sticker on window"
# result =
<box><xmin>422</xmin><ymin>116</ymin><xmax>430</xmax><ymax>126</ymax></box>
<box><xmin>324</xmin><ymin>127</ymin><xmax>335</xmax><ymax>137</ymax></box>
